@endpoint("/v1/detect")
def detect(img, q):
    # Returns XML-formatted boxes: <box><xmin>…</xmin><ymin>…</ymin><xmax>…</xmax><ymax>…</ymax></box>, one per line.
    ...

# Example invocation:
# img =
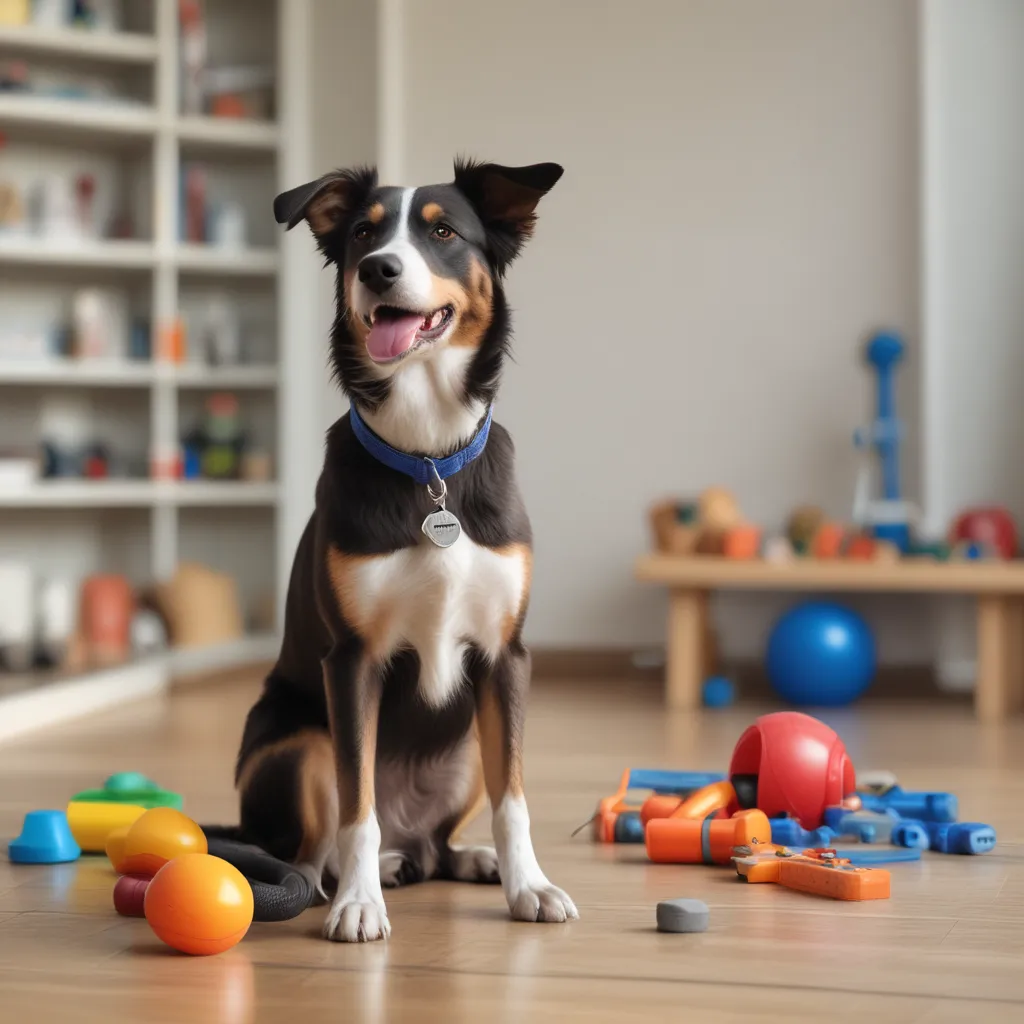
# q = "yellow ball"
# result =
<box><xmin>122</xmin><ymin>807</ymin><xmax>207</xmax><ymax>877</ymax></box>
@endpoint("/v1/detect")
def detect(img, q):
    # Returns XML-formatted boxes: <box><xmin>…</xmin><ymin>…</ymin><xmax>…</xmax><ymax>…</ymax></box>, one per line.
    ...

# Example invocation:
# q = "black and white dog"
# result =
<box><xmin>234</xmin><ymin>160</ymin><xmax>576</xmax><ymax>942</ymax></box>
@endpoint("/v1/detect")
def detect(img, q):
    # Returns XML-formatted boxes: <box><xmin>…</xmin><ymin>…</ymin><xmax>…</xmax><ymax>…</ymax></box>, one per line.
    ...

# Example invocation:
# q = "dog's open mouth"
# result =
<box><xmin>362</xmin><ymin>304</ymin><xmax>455</xmax><ymax>363</ymax></box>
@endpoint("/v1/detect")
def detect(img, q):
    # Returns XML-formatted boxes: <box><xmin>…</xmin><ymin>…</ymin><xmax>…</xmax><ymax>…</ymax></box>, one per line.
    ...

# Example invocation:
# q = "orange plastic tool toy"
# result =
<box><xmin>732</xmin><ymin>845</ymin><xmax>890</xmax><ymax>900</ymax></box>
<box><xmin>646</xmin><ymin>808</ymin><xmax>771</xmax><ymax>864</ymax></box>
<box><xmin>641</xmin><ymin>780</ymin><xmax>736</xmax><ymax>825</ymax></box>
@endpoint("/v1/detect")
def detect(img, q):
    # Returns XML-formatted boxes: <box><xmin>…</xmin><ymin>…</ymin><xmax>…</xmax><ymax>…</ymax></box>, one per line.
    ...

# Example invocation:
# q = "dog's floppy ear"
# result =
<box><xmin>453</xmin><ymin>159</ymin><xmax>563</xmax><ymax>275</ymax></box>
<box><xmin>273</xmin><ymin>166</ymin><xmax>378</xmax><ymax>239</ymax></box>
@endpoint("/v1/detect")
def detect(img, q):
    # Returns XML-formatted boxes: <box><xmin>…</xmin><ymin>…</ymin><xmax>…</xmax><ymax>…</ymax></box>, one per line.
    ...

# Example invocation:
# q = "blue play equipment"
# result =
<box><xmin>853</xmin><ymin>331</ymin><xmax>914</xmax><ymax>552</ymax></box>
<box><xmin>766</xmin><ymin>601</ymin><xmax>877</xmax><ymax>706</ymax></box>
<box><xmin>702</xmin><ymin>675</ymin><xmax>735</xmax><ymax>708</ymax></box>
<box><xmin>8</xmin><ymin>810</ymin><xmax>81</xmax><ymax>864</ymax></box>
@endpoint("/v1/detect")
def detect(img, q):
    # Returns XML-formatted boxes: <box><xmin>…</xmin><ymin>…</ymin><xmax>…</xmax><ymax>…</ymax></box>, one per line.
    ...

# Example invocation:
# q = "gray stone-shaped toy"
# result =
<box><xmin>656</xmin><ymin>898</ymin><xmax>709</xmax><ymax>933</ymax></box>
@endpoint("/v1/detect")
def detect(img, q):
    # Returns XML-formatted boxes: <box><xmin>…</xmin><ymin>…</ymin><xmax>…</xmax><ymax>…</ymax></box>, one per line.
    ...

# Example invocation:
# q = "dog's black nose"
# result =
<box><xmin>358</xmin><ymin>253</ymin><xmax>403</xmax><ymax>295</ymax></box>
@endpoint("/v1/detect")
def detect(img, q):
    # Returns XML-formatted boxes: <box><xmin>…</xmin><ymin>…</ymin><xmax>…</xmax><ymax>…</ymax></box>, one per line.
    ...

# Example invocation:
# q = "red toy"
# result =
<box><xmin>727</xmin><ymin>711</ymin><xmax>856</xmax><ymax>829</ymax></box>
<box><xmin>950</xmin><ymin>507</ymin><xmax>1018</xmax><ymax>560</ymax></box>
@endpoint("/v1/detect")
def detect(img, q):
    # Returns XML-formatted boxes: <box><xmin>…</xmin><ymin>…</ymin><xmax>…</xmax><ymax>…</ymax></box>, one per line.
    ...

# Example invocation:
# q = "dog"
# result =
<box><xmin>234</xmin><ymin>159</ymin><xmax>576</xmax><ymax>942</ymax></box>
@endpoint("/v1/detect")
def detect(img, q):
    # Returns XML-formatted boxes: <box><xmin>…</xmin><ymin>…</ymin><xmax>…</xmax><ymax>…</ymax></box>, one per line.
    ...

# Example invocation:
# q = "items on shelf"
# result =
<box><xmin>178</xmin><ymin>0</ymin><xmax>274</xmax><ymax>121</ymax></box>
<box><xmin>183</xmin><ymin>391</ymin><xmax>244</xmax><ymax>479</ymax></box>
<box><xmin>78</xmin><ymin>572</ymin><xmax>134</xmax><ymax>666</ymax></box>
<box><xmin>0</xmin><ymin>0</ymin><xmax>29</xmax><ymax>27</ymax></box>
<box><xmin>179</xmin><ymin>162</ymin><xmax>248</xmax><ymax>247</ymax></box>
<box><xmin>154</xmin><ymin>562</ymin><xmax>243</xmax><ymax>650</ymax></box>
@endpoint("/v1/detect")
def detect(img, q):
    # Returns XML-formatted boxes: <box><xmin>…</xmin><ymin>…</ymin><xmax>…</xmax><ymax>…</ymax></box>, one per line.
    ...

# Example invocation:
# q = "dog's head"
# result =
<box><xmin>274</xmin><ymin>160</ymin><xmax>562</xmax><ymax>408</ymax></box>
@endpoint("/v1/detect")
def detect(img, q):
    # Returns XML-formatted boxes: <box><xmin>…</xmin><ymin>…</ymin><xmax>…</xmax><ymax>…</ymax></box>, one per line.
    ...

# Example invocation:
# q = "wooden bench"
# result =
<box><xmin>634</xmin><ymin>555</ymin><xmax>1024</xmax><ymax>721</ymax></box>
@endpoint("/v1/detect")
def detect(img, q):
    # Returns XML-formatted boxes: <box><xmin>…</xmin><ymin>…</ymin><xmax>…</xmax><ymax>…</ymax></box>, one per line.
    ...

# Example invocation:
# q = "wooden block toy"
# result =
<box><xmin>732</xmin><ymin>845</ymin><xmax>890</xmax><ymax>900</ymax></box>
<box><xmin>811</xmin><ymin>522</ymin><xmax>846</xmax><ymax>559</ymax></box>
<box><xmin>724</xmin><ymin>525</ymin><xmax>762</xmax><ymax>560</ymax></box>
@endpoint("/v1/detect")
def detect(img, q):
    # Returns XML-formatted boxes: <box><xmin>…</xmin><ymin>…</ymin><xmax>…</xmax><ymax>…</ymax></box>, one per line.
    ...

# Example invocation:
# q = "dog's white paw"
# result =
<box><xmin>323</xmin><ymin>896</ymin><xmax>391</xmax><ymax>942</ymax></box>
<box><xmin>449</xmin><ymin>845</ymin><xmax>501</xmax><ymax>884</ymax></box>
<box><xmin>508</xmin><ymin>882</ymin><xmax>578</xmax><ymax>923</ymax></box>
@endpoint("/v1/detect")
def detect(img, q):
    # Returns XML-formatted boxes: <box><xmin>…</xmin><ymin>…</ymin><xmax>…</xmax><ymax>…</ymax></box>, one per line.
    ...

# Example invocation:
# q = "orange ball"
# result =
<box><xmin>145</xmin><ymin>854</ymin><xmax>254</xmax><ymax>956</ymax></box>
<box><xmin>122</xmin><ymin>808</ymin><xmax>207</xmax><ymax>877</ymax></box>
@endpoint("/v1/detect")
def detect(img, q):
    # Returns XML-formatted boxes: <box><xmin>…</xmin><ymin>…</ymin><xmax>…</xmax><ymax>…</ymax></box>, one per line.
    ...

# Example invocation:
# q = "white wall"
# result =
<box><xmin>313</xmin><ymin>0</ymin><xmax>378</xmax><ymax>437</ymax></box>
<box><xmin>381</xmin><ymin>0</ymin><xmax>921</xmax><ymax>653</ymax></box>
<box><xmin>920</xmin><ymin>0</ymin><xmax>1024</xmax><ymax>689</ymax></box>
<box><xmin>922</xmin><ymin>0</ymin><xmax>1024</xmax><ymax>529</ymax></box>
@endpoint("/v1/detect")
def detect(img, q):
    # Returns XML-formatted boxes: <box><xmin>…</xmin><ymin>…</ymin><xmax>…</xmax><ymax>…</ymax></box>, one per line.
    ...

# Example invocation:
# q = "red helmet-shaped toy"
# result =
<box><xmin>728</xmin><ymin>711</ymin><xmax>856</xmax><ymax>829</ymax></box>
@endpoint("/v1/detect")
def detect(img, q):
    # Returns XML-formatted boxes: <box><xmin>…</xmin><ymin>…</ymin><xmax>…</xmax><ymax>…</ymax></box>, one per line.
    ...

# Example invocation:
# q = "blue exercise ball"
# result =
<box><xmin>766</xmin><ymin>602</ymin><xmax>876</xmax><ymax>706</ymax></box>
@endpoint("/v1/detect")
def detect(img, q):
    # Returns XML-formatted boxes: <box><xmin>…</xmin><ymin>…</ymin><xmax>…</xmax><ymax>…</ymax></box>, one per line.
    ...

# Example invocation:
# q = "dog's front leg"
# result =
<box><xmin>321</xmin><ymin>638</ymin><xmax>389</xmax><ymax>942</ymax></box>
<box><xmin>476</xmin><ymin>641</ymin><xmax>578</xmax><ymax>923</ymax></box>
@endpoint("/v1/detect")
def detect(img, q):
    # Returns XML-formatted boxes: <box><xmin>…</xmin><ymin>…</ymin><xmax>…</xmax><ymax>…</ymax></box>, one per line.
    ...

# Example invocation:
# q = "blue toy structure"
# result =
<box><xmin>853</xmin><ymin>331</ymin><xmax>915</xmax><ymax>552</ymax></box>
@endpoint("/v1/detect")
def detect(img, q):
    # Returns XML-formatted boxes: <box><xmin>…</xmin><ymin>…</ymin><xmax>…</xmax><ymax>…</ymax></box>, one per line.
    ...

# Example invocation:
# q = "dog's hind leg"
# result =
<box><xmin>238</xmin><ymin>728</ymin><xmax>338</xmax><ymax>898</ymax></box>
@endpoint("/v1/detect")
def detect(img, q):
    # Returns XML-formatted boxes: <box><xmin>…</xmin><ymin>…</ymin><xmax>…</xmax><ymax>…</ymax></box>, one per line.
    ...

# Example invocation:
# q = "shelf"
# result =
<box><xmin>0</xmin><ymin>93</ymin><xmax>157</xmax><ymax>142</ymax></box>
<box><xmin>176</xmin><ymin>115</ymin><xmax>279</xmax><ymax>153</ymax></box>
<box><xmin>0</xmin><ymin>237</ymin><xmax>156</xmax><ymax>271</ymax></box>
<box><xmin>0</xmin><ymin>361</ymin><xmax>279</xmax><ymax>389</ymax></box>
<box><xmin>0</xmin><ymin>633</ymin><xmax>276</xmax><ymax>743</ymax></box>
<box><xmin>166</xmin><ymin>364</ymin><xmax>279</xmax><ymax>389</ymax></box>
<box><xmin>168</xmin><ymin>633</ymin><xmax>279</xmax><ymax>677</ymax></box>
<box><xmin>175</xmin><ymin>244</ymin><xmax>279</xmax><ymax>277</ymax></box>
<box><xmin>0</xmin><ymin>360</ymin><xmax>155</xmax><ymax>387</ymax></box>
<box><xmin>0</xmin><ymin>25</ymin><xmax>158</xmax><ymax>64</ymax></box>
<box><xmin>0</xmin><ymin>481</ymin><xmax>280</xmax><ymax>509</ymax></box>
<box><xmin>0</xmin><ymin>657</ymin><xmax>166</xmax><ymax>745</ymax></box>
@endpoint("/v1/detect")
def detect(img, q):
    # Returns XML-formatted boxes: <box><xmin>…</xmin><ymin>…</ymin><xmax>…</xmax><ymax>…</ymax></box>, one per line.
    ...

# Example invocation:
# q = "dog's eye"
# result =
<box><xmin>353</xmin><ymin>223</ymin><xmax>374</xmax><ymax>242</ymax></box>
<box><xmin>432</xmin><ymin>224</ymin><xmax>455</xmax><ymax>240</ymax></box>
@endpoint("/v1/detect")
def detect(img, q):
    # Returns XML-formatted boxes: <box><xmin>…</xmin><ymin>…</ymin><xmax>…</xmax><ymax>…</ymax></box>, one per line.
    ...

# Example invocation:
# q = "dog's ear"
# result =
<box><xmin>452</xmin><ymin>159</ymin><xmax>563</xmax><ymax>275</ymax></box>
<box><xmin>273</xmin><ymin>166</ymin><xmax>378</xmax><ymax>240</ymax></box>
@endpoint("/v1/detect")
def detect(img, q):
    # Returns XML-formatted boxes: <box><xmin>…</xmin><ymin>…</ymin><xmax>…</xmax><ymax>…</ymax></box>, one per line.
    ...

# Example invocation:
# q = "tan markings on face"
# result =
<box><xmin>428</xmin><ymin>257</ymin><xmax>494</xmax><ymax>349</ymax></box>
<box><xmin>327</xmin><ymin>547</ymin><xmax>391</xmax><ymax>660</ymax></box>
<box><xmin>367</xmin><ymin>201</ymin><xmax>386</xmax><ymax>224</ymax></box>
<box><xmin>499</xmin><ymin>543</ymin><xmax>533</xmax><ymax>644</ymax></box>
<box><xmin>296</xmin><ymin>731</ymin><xmax>337</xmax><ymax>862</ymax></box>
<box><xmin>421</xmin><ymin>202</ymin><xmax>444</xmax><ymax>223</ymax></box>
<box><xmin>343</xmin><ymin>270</ymin><xmax>370</xmax><ymax>345</ymax></box>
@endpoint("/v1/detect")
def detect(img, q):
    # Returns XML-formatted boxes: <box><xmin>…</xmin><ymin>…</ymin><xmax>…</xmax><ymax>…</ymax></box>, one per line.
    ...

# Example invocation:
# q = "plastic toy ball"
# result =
<box><xmin>766</xmin><ymin>601</ymin><xmax>876</xmax><ymax>706</ymax></box>
<box><xmin>702</xmin><ymin>676</ymin><xmax>735</xmax><ymax>708</ymax></box>
<box><xmin>145</xmin><ymin>854</ymin><xmax>254</xmax><ymax>956</ymax></box>
<box><xmin>121</xmin><ymin>807</ymin><xmax>207</xmax><ymax>876</ymax></box>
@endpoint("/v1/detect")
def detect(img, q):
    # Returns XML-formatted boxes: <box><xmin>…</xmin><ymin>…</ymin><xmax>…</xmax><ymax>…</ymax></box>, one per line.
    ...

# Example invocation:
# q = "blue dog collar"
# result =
<box><xmin>348</xmin><ymin>403</ymin><xmax>493</xmax><ymax>486</ymax></box>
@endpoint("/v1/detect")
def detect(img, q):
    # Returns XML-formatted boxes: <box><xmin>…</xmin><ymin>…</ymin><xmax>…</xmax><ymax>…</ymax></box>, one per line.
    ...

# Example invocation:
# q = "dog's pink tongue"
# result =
<box><xmin>366</xmin><ymin>314</ymin><xmax>422</xmax><ymax>362</ymax></box>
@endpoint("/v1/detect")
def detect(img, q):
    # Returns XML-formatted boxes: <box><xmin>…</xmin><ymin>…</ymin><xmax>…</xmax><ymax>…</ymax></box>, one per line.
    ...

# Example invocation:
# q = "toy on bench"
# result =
<box><xmin>732</xmin><ymin>845</ymin><xmax>891</xmax><ymax>901</ymax></box>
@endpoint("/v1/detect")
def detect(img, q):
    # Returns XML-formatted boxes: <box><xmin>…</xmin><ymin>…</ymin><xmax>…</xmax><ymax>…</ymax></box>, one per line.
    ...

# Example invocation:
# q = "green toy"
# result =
<box><xmin>71</xmin><ymin>772</ymin><xmax>183</xmax><ymax>811</ymax></box>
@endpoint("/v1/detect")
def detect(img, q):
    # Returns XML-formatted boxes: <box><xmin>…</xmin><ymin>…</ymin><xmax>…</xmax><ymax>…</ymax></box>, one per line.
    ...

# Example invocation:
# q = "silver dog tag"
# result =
<box><xmin>422</xmin><ymin>508</ymin><xmax>462</xmax><ymax>548</ymax></box>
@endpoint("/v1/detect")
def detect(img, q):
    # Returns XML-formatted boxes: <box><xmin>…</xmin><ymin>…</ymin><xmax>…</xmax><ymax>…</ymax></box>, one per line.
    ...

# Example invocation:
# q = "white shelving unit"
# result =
<box><xmin>0</xmin><ymin>0</ymin><xmax>313</xmax><ymax>700</ymax></box>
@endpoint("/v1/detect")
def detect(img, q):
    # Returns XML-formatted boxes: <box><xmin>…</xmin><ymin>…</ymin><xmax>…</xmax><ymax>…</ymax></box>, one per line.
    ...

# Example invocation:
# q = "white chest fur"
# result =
<box><xmin>341</xmin><ymin>536</ymin><xmax>529</xmax><ymax>707</ymax></box>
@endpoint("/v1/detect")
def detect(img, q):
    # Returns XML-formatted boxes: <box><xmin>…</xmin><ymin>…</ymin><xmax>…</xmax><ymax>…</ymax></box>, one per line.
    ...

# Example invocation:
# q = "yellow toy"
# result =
<box><xmin>66</xmin><ymin>801</ymin><xmax>146</xmax><ymax>853</ymax></box>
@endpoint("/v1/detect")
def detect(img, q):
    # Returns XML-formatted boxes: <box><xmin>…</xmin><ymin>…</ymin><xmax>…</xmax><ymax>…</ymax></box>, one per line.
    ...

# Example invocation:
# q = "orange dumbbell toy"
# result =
<box><xmin>646</xmin><ymin>808</ymin><xmax>771</xmax><ymax>864</ymax></box>
<box><xmin>119</xmin><ymin>807</ymin><xmax>207</xmax><ymax>876</ymax></box>
<box><xmin>641</xmin><ymin>780</ymin><xmax>736</xmax><ymax>826</ymax></box>
<box><xmin>145</xmin><ymin>853</ymin><xmax>254</xmax><ymax>955</ymax></box>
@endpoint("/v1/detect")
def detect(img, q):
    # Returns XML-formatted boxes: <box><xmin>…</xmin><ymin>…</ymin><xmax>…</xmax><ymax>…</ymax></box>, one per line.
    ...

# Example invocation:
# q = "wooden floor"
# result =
<box><xmin>1</xmin><ymin>669</ymin><xmax>1023</xmax><ymax>1023</ymax></box>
